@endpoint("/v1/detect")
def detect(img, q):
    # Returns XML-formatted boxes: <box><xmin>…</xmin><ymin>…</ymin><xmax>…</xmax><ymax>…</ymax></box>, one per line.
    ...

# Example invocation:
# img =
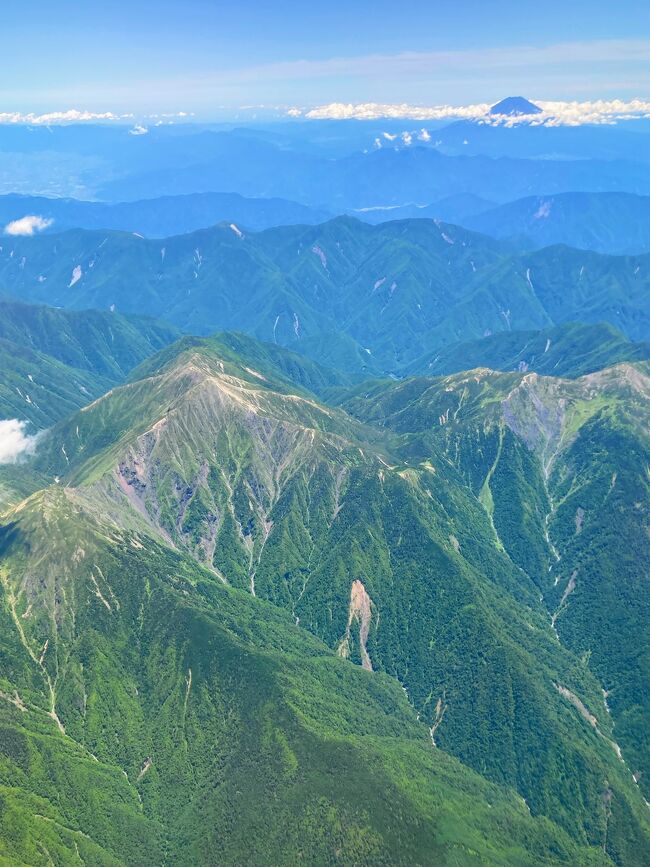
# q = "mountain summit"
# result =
<box><xmin>489</xmin><ymin>96</ymin><xmax>543</xmax><ymax>116</ymax></box>
<box><xmin>3</xmin><ymin>329</ymin><xmax>649</xmax><ymax>864</ymax></box>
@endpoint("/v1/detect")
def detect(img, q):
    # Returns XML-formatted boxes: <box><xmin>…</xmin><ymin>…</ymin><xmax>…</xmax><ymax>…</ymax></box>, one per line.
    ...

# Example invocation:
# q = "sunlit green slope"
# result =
<box><xmin>406</xmin><ymin>322</ymin><xmax>650</xmax><ymax>379</ymax></box>
<box><xmin>14</xmin><ymin>335</ymin><xmax>649</xmax><ymax>864</ymax></box>
<box><xmin>0</xmin><ymin>488</ymin><xmax>609</xmax><ymax>865</ymax></box>
<box><xmin>343</xmin><ymin>362</ymin><xmax>650</xmax><ymax>814</ymax></box>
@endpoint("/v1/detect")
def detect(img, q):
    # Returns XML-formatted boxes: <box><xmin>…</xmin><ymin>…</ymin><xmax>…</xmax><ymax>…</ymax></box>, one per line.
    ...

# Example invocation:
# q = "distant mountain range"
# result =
<box><xmin>351</xmin><ymin>193</ymin><xmax>497</xmax><ymax>226</ymax></box>
<box><xmin>0</xmin><ymin>192</ymin><xmax>330</xmax><ymax>237</ymax></box>
<box><xmin>3</xmin><ymin>190</ymin><xmax>649</xmax><ymax>255</ymax></box>
<box><xmin>424</xmin><ymin>119</ymin><xmax>650</xmax><ymax>161</ymax></box>
<box><xmin>461</xmin><ymin>191</ymin><xmax>650</xmax><ymax>254</ymax></box>
<box><xmin>355</xmin><ymin>191</ymin><xmax>650</xmax><ymax>254</ymax></box>
<box><xmin>1</xmin><ymin>217</ymin><xmax>648</xmax><ymax>373</ymax></box>
<box><xmin>2</xmin><ymin>119</ymin><xmax>650</xmax><ymax>205</ymax></box>
<box><xmin>100</xmin><ymin>144</ymin><xmax>650</xmax><ymax>208</ymax></box>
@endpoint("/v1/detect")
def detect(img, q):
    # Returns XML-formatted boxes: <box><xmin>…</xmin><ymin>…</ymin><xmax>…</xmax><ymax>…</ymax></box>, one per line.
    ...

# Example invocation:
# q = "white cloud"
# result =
<box><xmin>303</xmin><ymin>98</ymin><xmax>650</xmax><ymax>126</ymax></box>
<box><xmin>4</xmin><ymin>215</ymin><xmax>53</xmax><ymax>236</ymax></box>
<box><xmin>0</xmin><ymin>109</ymin><xmax>123</xmax><ymax>125</ymax></box>
<box><xmin>306</xmin><ymin>102</ymin><xmax>489</xmax><ymax>121</ymax></box>
<box><xmin>129</xmin><ymin>123</ymin><xmax>149</xmax><ymax>135</ymax></box>
<box><xmin>0</xmin><ymin>419</ymin><xmax>40</xmax><ymax>463</ymax></box>
<box><xmin>535</xmin><ymin>99</ymin><xmax>650</xmax><ymax>126</ymax></box>
<box><xmin>0</xmin><ymin>109</ymin><xmax>191</xmax><ymax>126</ymax></box>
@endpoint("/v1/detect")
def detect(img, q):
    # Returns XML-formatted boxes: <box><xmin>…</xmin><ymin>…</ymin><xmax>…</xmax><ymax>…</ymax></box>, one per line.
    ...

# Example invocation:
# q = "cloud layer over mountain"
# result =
<box><xmin>302</xmin><ymin>98</ymin><xmax>650</xmax><ymax>125</ymax></box>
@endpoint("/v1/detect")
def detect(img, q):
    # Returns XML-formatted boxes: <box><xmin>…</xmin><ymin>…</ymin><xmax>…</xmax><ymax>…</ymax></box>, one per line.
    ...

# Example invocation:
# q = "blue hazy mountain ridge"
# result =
<box><xmin>459</xmin><ymin>191</ymin><xmax>650</xmax><ymax>255</ymax></box>
<box><xmin>2</xmin><ymin>115</ymin><xmax>650</xmax><ymax>203</ymax></box>
<box><xmin>424</xmin><ymin>121</ymin><xmax>650</xmax><ymax>161</ymax></box>
<box><xmin>0</xmin><ymin>191</ymin><xmax>490</xmax><ymax>237</ymax></box>
<box><xmin>354</xmin><ymin>192</ymin><xmax>650</xmax><ymax>255</ymax></box>
<box><xmin>0</xmin><ymin>192</ymin><xmax>331</xmax><ymax>236</ymax></box>
<box><xmin>351</xmin><ymin>194</ymin><xmax>498</xmax><ymax>226</ymax></box>
<box><xmin>99</xmin><ymin>143</ymin><xmax>650</xmax><ymax>207</ymax></box>
<box><xmin>1</xmin><ymin>217</ymin><xmax>648</xmax><ymax>373</ymax></box>
<box><xmin>4</xmin><ymin>189</ymin><xmax>650</xmax><ymax>255</ymax></box>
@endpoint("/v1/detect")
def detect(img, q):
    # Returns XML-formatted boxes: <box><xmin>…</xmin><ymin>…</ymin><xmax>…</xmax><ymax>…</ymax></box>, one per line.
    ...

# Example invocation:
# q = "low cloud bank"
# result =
<box><xmin>0</xmin><ymin>110</ymin><xmax>192</xmax><ymax>126</ymax></box>
<box><xmin>0</xmin><ymin>109</ymin><xmax>124</xmax><ymax>124</ymax></box>
<box><xmin>4</xmin><ymin>215</ymin><xmax>53</xmax><ymax>236</ymax></box>
<box><xmin>0</xmin><ymin>419</ymin><xmax>41</xmax><ymax>464</ymax></box>
<box><xmin>300</xmin><ymin>98</ymin><xmax>650</xmax><ymax>126</ymax></box>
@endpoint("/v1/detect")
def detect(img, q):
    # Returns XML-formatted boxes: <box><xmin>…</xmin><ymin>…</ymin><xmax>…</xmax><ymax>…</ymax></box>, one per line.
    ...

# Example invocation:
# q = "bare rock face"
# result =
<box><xmin>338</xmin><ymin>579</ymin><xmax>374</xmax><ymax>671</ymax></box>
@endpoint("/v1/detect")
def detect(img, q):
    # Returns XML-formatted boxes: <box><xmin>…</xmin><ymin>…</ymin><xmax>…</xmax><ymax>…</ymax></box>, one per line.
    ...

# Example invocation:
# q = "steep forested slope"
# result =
<box><xmin>6</xmin><ymin>484</ymin><xmax>607</xmax><ymax>866</ymax></box>
<box><xmin>0</xmin><ymin>338</ymin><xmax>113</xmax><ymax>428</ymax></box>
<box><xmin>0</xmin><ymin>301</ymin><xmax>179</xmax><ymax>427</ymax></box>
<box><xmin>342</xmin><ymin>362</ymin><xmax>650</xmax><ymax>810</ymax></box>
<box><xmin>4</xmin><ymin>336</ymin><xmax>644</xmax><ymax>864</ymax></box>
<box><xmin>0</xmin><ymin>300</ymin><xmax>179</xmax><ymax>380</ymax></box>
<box><xmin>1</xmin><ymin>218</ymin><xmax>648</xmax><ymax>373</ymax></box>
<box><xmin>4</xmin><ymin>345</ymin><xmax>637</xmax><ymax>864</ymax></box>
<box><xmin>406</xmin><ymin>323</ymin><xmax>650</xmax><ymax>379</ymax></box>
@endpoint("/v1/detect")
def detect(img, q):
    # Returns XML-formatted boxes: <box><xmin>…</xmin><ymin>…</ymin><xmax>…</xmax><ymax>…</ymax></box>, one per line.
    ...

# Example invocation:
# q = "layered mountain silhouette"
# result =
<box><xmin>2</xmin><ymin>218</ymin><xmax>648</xmax><ymax>374</ymax></box>
<box><xmin>1</xmin><ymin>103</ymin><xmax>650</xmax><ymax>866</ymax></box>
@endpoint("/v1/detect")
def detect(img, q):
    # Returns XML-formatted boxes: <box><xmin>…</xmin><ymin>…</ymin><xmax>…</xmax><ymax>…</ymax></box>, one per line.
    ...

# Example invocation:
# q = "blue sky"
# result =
<box><xmin>2</xmin><ymin>1</ymin><xmax>649</xmax><ymax>116</ymax></box>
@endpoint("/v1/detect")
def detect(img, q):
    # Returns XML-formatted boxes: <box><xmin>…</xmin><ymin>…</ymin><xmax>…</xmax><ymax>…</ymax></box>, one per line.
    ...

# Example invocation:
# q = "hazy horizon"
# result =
<box><xmin>2</xmin><ymin>1</ymin><xmax>648</xmax><ymax>114</ymax></box>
